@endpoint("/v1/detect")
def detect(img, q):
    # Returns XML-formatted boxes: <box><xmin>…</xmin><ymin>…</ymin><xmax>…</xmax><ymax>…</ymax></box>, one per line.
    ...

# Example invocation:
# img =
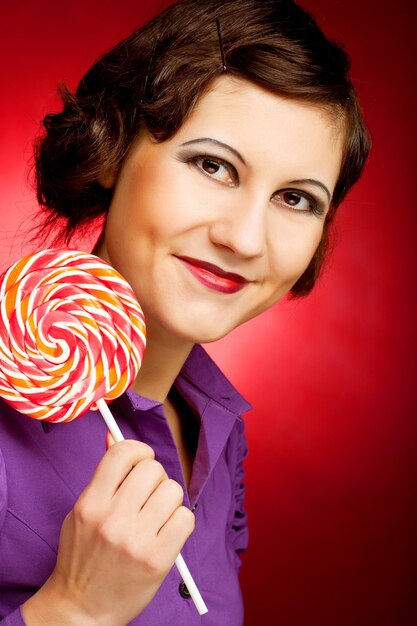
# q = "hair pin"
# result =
<box><xmin>141</xmin><ymin>37</ymin><xmax>159</xmax><ymax>104</ymax></box>
<box><xmin>215</xmin><ymin>18</ymin><xmax>227</xmax><ymax>72</ymax></box>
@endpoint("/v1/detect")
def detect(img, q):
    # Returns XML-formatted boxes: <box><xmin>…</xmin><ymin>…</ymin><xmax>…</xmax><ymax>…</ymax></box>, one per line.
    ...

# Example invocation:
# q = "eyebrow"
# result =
<box><xmin>180</xmin><ymin>138</ymin><xmax>332</xmax><ymax>202</ymax></box>
<box><xmin>180</xmin><ymin>137</ymin><xmax>246</xmax><ymax>165</ymax></box>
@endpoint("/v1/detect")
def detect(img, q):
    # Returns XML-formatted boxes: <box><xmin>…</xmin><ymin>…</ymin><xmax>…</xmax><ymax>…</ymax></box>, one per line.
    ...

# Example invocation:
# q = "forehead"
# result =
<box><xmin>172</xmin><ymin>76</ymin><xmax>345</xmax><ymax>189</ymax></box>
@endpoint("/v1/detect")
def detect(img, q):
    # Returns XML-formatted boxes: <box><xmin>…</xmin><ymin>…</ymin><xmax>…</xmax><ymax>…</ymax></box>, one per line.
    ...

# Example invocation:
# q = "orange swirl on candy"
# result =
<box><xmin>0</xmin><ymin>249</ymin><xmax>146</xmax><ymax>422</ymax></box>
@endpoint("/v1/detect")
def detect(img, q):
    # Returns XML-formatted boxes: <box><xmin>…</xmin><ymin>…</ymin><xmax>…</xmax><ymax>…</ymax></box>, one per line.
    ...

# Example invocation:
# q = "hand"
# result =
<box><xmin>22</xmin><ymin>440</ymin><xmax>195</xmax><ymax>626</ymax></box>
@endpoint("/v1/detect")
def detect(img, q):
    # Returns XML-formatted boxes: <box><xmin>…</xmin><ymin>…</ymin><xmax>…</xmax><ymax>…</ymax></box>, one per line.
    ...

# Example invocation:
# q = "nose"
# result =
<box><xmin>208</xmin><ymin>192</ymin><xmax>267</xmax><ymax>259</ymax></box>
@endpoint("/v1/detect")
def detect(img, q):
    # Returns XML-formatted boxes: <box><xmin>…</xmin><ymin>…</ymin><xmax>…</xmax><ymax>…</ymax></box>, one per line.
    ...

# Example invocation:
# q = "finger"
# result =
<box><xmin>105</xmin><ymin>430</ymin><xmax>116</xmax><ymax>450</ymax></box>
<box><xmin>111</xmin><ymin>458</ymin><xmax>168</xmax><ymax>515</ymax></box>
<box><xmin>156</xmin><ymin>506</ymin><xmax>195</xmax><ymax>566</ymax></box>
<box><xmin>137</xmin><ymin>478</ymin><xmax>185</xmax><ymax>535</ymax></box>
<box><xmin>82</xmin><ymin>440</ymin><xmax>155</xmax><ymax>502</ymax></box>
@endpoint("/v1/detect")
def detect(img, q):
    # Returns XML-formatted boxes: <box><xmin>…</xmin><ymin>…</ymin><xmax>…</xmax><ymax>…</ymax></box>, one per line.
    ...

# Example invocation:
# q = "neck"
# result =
<box><xmin>130</xmin><ymin>320</ymin><xmax>194</xmax><ymax>403</ymax></box>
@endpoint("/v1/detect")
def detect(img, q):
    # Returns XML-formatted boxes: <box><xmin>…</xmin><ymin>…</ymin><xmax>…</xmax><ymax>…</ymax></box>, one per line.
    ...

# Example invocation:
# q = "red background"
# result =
<box><xmin>1</xmin><ymin>1</ymin><xmax>416</xmax><ymax>624</ymax></box>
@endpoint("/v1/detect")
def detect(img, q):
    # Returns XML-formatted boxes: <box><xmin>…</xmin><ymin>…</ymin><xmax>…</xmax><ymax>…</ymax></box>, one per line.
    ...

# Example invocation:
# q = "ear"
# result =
<box><xmin>99</xmin><ymin>170</ymin><xmax>117</xmax><ymax>189</ymax></box>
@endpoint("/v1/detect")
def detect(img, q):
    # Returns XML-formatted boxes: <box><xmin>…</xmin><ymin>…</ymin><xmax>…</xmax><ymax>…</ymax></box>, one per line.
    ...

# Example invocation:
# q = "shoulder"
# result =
<box><xmin>0</xmin><ymin>398</ymin><xmax>106</xmax><ymax>536</ymax></box>
<box><xmin>0</xmin><ymin>399</ymin><xmax>41</xmax><ymax>532</ymax></box>
<box><xmin>0</xmin><ymin>399</ymin><xmax>105</xmax><ymax>570</ymax></box>
<box><xmin>0</xmin><ymin>398</ymin><xmax>48</xmax><ymax>477</ymax></box>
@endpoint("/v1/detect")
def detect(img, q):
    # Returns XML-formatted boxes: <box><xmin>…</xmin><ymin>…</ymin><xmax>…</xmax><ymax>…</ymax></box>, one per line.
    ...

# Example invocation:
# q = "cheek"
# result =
<box><xmin>268</xmin><ymin>222</ymin><xmax>324</xmax><ymax>282</ymax></box>
<box><xmin>122</xmin><ymin>163</ymin><xmax>200</xmax><ymax>237</ymax></box>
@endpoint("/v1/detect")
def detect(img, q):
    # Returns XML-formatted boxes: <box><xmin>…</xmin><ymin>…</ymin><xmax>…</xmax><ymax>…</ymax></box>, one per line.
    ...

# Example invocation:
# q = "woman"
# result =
<box><xmin>0</xmin><ymin>0</ymin><xmax>370</xmax><ymax>624</ymax></box>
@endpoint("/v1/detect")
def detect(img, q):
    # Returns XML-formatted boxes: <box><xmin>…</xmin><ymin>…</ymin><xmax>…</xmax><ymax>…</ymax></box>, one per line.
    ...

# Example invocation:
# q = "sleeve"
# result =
<box><xmin>230</xmin><ymin>417</ymin><xmax>249</xmax><ymax>555</ymax></box>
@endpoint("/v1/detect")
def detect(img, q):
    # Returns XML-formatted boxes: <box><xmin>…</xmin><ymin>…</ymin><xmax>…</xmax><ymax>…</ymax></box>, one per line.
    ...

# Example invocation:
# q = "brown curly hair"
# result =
<box><xmin>34</xmin><ymin>0</ymin><xmax>370</xmax><ymax>296</ymax></box>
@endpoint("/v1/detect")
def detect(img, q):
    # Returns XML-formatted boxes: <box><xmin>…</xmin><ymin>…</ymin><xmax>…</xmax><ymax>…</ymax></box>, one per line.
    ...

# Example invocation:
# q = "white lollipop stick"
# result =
<box><xmin>96</xmin><ymin>398</ymin><xmax>208</xmax><ymax>616</ymax></box>
<box><xmin>97</xmin><ymin>398</ymin><xmax>125</xmax><ymax>443</ymax></box>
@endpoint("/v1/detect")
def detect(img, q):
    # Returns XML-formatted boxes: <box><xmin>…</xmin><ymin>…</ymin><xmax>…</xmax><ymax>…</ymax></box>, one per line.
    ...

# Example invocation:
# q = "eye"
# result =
<box><xmin>190</xmin><ymin>156</ymin><xmax>237</xmax><ymax>186</ymax></box>
<box><xmin>272</xmin><ymin>189</ymin><xmax>325</xmax><ymax>216</ymax></box>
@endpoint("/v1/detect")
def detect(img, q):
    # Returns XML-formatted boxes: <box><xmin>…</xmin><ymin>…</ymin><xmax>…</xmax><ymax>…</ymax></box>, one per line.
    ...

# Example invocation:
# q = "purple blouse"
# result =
<box><xmin>0</xmin><ymin>344</ymin><xmax>251</xmax><ymax>625</ymax></box>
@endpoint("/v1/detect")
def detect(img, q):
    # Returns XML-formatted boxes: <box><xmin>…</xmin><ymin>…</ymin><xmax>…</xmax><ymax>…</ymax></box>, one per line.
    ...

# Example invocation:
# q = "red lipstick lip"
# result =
<box><xmin>177</xmin><ymin>256</ymin><xmax>248</xmax><ymax>283</ymax></box>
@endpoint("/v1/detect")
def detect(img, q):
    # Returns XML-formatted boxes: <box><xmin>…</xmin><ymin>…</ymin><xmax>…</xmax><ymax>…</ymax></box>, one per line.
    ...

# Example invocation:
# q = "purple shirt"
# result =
<box><xmin>0</xmin><ymin>344</ymin><xmax>251</xmax><ymax>625</ymax></box>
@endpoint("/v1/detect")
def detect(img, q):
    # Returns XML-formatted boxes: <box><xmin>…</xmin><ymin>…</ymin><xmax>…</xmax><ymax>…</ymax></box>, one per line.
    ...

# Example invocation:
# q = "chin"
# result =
<box><xmin>181</xmin><ymin>326</ymin><xmax>232</xmax><ymax>344</ymax></box>
<box><xmin>170</xmin><ymin>317</ymin><xmax>236</xmax><ymax>344</ymax></box>
<box><xmin>194</xmin><ymin>330</ymin><xmax>230</xmax><ymax>344</ymax></box>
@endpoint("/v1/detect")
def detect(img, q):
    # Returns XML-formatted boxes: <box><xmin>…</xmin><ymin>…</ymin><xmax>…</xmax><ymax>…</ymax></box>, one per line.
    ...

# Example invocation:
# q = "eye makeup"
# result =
<box><xmin>271</xmin><ymin>189</ymin><xmax>327</xmax><ymax>217</ymax></box>
<box><xmin>177</xmin><ymin>150</ymin><xmax>238</xmax><ymax>187</ymax></box>
<box><xmin>176</xmin><ymin>147</ymin><xmax>330</xmax><ymax>217</ymax></box>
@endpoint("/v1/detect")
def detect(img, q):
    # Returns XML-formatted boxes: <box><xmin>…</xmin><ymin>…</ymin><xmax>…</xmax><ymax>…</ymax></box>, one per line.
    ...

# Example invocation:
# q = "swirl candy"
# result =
<box><xmin>0</xmin><ymin>249</ymin><xmax>146</xmax><ymax>423</ymax></box>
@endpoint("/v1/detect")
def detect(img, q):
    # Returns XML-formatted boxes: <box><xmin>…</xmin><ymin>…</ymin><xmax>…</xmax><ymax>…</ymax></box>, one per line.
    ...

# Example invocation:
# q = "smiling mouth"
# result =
<box><xmin>176</xmin><ymin>256</ymin><xmax>249</xmax><ymax>294</ymax></box>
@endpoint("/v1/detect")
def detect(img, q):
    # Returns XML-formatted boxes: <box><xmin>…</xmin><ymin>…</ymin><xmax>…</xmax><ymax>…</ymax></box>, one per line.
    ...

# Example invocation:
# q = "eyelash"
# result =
<box><xmin>271</xmin><ymin>190</ymin><xmax>325</xmax><ymax>217</ymax></box>
<box><xmin>179</xmin><ymin>152</ymin><xmax>326</xmax><ymax>217</ymax></box>
<box><xmin>181</xmin><ymin>153</ymin><xmax>238</xmax><ymax>186</ymax></box>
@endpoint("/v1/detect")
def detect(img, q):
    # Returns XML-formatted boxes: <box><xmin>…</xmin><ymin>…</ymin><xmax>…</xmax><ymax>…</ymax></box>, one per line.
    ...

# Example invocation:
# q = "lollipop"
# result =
<box><xmin>0</xmin><ymin>248</ymin><xmax>146</xmax><ymax>425</ymax></box>
<box><xmin>0</xmin><ymin>248</ymin><xmax>207</xmax><ymax>615</ymax></box>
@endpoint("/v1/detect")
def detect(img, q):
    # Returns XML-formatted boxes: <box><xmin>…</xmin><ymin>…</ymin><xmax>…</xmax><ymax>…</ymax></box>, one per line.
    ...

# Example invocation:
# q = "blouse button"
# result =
<box><xmin>178</xmin><ymin>581</ymin><xmax>191</xmax><ymax>599</ymax></box>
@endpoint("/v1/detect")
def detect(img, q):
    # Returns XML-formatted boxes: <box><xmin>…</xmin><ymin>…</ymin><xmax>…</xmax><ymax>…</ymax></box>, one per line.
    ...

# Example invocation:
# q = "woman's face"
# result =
<box><xmin>97</xmin><ymin>76</ymin><xmax>344</xmax><ymax>344</ymax></box>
